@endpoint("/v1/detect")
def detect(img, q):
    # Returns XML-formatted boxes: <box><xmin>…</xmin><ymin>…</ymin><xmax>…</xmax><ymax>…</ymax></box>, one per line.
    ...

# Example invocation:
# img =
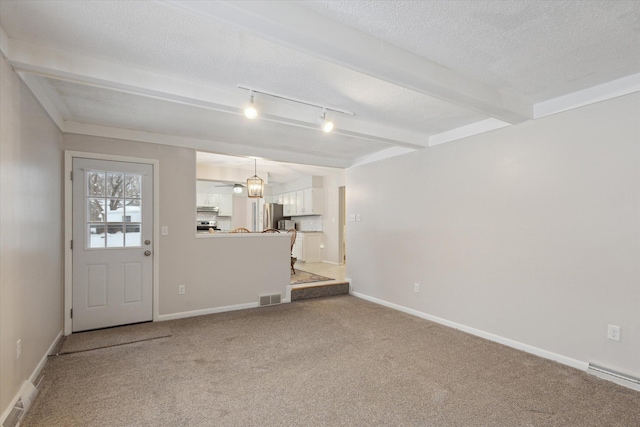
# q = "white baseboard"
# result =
<box><xmin>321</xmin><ymin>260</ymin><xmax>343</xmax><ymax>266</ymax></box>
<box><xmin>350</xmin><ymin>291</ymin><xmax>588</xmax><ymax>372</ymax></box>
<box><xmin>0</xmin><ymin>330</ymin><xmax>63</xmax><ymax>426</ymax></box>
<box><xmin>156</xmin><ymin>302</ymin><xmax>259</xmax><ymax>321</ymax></box>
<box><xmin>31</xmin><ymin>330</ymin><xmax>63</xmax><ymax>383</ymax></box>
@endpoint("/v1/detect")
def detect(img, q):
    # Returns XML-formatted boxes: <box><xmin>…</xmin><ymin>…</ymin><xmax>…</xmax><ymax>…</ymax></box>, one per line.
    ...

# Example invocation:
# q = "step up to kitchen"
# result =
<box><xmin>291</xmin><ymin>282</ymin><xmax>349</xmax><ymax>301</ymax></box>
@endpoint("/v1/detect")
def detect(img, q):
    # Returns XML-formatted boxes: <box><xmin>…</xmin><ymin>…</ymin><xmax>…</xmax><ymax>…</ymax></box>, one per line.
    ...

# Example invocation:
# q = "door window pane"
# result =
<box><xmin>125</xmin><ymin>199</ymin><xmax>141</xmax><ymax>222</ymax></box>
<box><xmin>88</xmin><ymin>224</ymin><xmax>106</xmax><ymax>249</ymax></box>
<box><xmin>106</xmin><ymin>173</ymin><xmax>124</xmax><ymax>198</ymax></box>
<box><xmin>125</xmin><ymin>175</ymin><xmax>141</xmax><ymax>198</ymax></box>
<box><xmin>88</xmin><ymin>198</ymin><xmax>106</xmax><ymax>222</ymax></box>
<box><xmin>87</xmin><ymin>171</ymin><xmax>105</xmax><ymax>196</ymax></box>
<box><xmin>106</xmin><ymin>198</ymin><xmax>124</xmax><ymax>220</ymax></box>
<box><xmin>124</xmin><ymin>199</ymin><xmax>142</xmax><ymax>247</ymax></box>
<box><xmin>106</xmin><ymin>224</ymin><xmax>124</xmax><ymax>248</ymax></box>
<box><xmin>125</xmin><ymin>224</ymin><xmax>141</xmax><ymax>246</ymax></box>
<box><xmin>85</xmin><ymin>170</ymin><xmax>144</xmax><ymax>249</ymax></box>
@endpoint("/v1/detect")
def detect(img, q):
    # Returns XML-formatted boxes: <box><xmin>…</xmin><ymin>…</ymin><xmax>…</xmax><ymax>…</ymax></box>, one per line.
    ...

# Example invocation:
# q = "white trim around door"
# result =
<box><xmin>64</xmin><ymin>151</ymin><xmax>160</xmax><ymax>336</ymax></box>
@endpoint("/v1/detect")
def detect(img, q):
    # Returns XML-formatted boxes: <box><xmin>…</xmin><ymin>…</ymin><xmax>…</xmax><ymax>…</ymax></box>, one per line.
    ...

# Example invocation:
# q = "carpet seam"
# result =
<box><xmin>50</xmin><ymin>334</ymin><xmax>173</xmax><ymax>357</ymax></box>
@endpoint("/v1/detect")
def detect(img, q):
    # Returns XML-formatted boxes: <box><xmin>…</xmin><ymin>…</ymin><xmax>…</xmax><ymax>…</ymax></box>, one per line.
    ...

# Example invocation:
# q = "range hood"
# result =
<box><xmin>196</xmin><ymin>206</ymin><xmax>219</xmax><ymax>212</ymax></box>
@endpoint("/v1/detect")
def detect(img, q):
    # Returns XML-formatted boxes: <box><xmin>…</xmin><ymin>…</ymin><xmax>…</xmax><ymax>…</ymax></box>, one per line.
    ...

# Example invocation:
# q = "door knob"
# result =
<box><xmin>144</xmin><ymin>250</ymin><xmax>151</xmax><ymax>256</ymax></box>
<box><xmin>144</xmin><ymin>240</ymin><xmax>151</xmax><ymax>245</ymax></box>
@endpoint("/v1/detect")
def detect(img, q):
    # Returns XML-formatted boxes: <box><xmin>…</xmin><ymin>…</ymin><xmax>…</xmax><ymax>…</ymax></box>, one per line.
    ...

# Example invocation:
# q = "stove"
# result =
<box><xmin>196</xmin><ymin>221</ymin><xmax>219</xmax><ymax>231</ymax></box>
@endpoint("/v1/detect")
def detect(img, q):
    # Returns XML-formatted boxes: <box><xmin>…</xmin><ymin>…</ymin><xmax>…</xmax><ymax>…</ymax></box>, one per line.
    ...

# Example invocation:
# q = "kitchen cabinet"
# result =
<box><xmin>295</xmin><ymin>190</ymin><xmax>304</xmax><ymax>214</ymax></box>
<box><xmin>292</xmin><ymin>188</ymin><xmax>322</xmax><ymax>216</ymax></box>
<box><xmin>293</xmin><ymin>232</ymin><xmax>322</xmax><ymax>262</ymax></box>
<box><xmin>283</xmin><ymin>192</ymin><xmax>296</xmax><ymax>216</ymax></box>
<box><xmin>197</xmin><ymin>193</ymin><xmax>219</xmax><ymax>207</ymax></box>
<box><xmin>281</xmin><ymin>193</ymin><xmax>289</xmax><ymax>215</ymax></box>
<box><xmin>196</xmin><ymin>181</ymin><xmax>234</xmax><ymax>216</ymax></box>
<box><xmin>302</xmin><ymin>232</ymin><xmax>322</xmax><ymax>262</ymax></box>
<box><xmin>276</xmin><ymin>188</ymin><xmax>323</xmax><ymax>216</ymax></box>
<box><xmin>217</xmin><ymin>194</ymin><xmax>233</xmax><ymax>216</ymax></box>
<box><xmin>302</xmin><ymin>188</ymin><xmax>322</xmax><ymax>215</ymax></box>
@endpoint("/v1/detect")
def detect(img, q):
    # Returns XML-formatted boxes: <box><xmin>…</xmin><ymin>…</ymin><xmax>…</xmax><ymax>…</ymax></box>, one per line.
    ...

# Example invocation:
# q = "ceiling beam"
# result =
<box><xmin>6</xmin><ymin>37</ymin><xmax>428</xmax><ymax>150</ymax></box>
<box><xmin>166</xmin><ymin>0</ymin><xmax>533</xmax><ymax>124</ymax></box>
<box><xmin>63</xmin><ymin>121</ymin><xmax>354</xmax><ymax>169</ymax></box>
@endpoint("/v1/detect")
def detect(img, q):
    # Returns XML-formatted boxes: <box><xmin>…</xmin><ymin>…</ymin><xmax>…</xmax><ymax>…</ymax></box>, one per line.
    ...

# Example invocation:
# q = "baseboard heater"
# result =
<box><xmin>3</xmin><ymin>377</ymin><xmax>43</xmax><ymax>427</ymax></box>
<box><xmin>588</xmin><ymin>363</ymin><xmax>640</xmax><ymax>391</ymax></box>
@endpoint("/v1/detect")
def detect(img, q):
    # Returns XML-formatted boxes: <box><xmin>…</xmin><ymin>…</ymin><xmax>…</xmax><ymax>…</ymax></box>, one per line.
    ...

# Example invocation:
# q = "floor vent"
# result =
<box><xmin>259</xmin><ymin>293</ymin><xmax>282</xmax><ymax>307</ymax></box>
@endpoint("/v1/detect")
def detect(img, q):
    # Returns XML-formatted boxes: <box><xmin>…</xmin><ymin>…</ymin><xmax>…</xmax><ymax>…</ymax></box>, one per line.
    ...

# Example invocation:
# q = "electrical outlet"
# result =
<box><xmin>178</xmin><ymin>285</ymin><xmax>186</xmax><ymax>295</ymax></box>
<box><xmin>414</xmin><ymin>283</ymin><xmax>420</xmax><ymax>293</ymax></box>
<box><xmin>607</xmin><ymin>324</ymin><xmax>620</xmax><ymax>341</ymax></box>
<box><xmin>16</xmin><ymin>339</ymin><xmax>21</xmax><ymax>360</ymax></box>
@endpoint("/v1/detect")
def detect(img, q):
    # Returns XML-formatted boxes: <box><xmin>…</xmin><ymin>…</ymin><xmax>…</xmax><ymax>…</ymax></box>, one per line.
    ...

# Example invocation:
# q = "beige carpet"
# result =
<box><xmin>290</xmin><ymin>269</ymin><xmax>333</xmax><ymax>285</ymax></box>
<box><xmin>58</xmin><ymin>322</ymin><xmax>172</xmax><ymax>355</ymax></box>
<box><xmin>24</xmin><ymin>296</ymin><xmax>640</xmax><ymax>426</ymax></box>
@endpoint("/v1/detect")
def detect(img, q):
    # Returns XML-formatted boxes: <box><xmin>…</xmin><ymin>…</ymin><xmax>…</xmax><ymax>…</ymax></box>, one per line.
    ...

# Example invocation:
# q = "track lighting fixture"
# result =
<box><xmin>320</xmin><ymin>108</ymin><xmax>334</xmax><ymax>133</ymax></box>
<box><xmin>244</xmin><ymin>90</ymin><xmax>258</xmax><ymax>119</ymax></box>
<box><xmin>237</xmin><ymin>85</ymin><xmax>353</xmax><ymax>133</ymax></box>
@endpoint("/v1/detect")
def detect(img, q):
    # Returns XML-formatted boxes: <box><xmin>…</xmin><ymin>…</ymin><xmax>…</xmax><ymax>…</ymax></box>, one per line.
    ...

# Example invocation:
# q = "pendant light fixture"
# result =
<box><xmin>246</xmin><ymin>159</ymin><xmax>264</xmax><ymax>198</ymax></box>
<box><xmin>244</xmin><ymin>90</ymin><xmax>258</xmax><ymax>119</ymax></box>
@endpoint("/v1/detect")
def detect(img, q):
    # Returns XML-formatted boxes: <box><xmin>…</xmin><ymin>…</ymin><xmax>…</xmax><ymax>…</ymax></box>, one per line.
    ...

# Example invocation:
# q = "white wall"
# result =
<box><xmin>63</xmin><ymin>135</ymin><xmax>290</xmax><ymax>317</ymax></box>
<box><xmin>321</xmin><ymin>171</ymin><xmax>346</xmax><ymax>264</ymax></box>
<box><xmin>0</xmin><ymin>55</ymin><xmax>64</xmax><ymax>416</ymax></box>
<box><xmin>346</xmin><ymin>93</ymin><xmax>640</xmax><ymax>376</ymax></box>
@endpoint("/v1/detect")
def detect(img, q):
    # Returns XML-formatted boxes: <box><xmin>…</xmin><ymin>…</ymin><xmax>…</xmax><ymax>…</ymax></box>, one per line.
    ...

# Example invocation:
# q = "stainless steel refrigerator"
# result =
<box><xmin>263</xmin><ymin>203</ymin><xmax>284</xmax><ymax>230</ymax></box>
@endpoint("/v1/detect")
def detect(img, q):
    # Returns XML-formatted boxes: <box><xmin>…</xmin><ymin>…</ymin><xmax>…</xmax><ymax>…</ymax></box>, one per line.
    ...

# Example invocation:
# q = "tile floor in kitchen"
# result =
<box><xmin>293</xmin><ymin>261</ymin><xmax>347</xmax><ymax>286</ymax></box>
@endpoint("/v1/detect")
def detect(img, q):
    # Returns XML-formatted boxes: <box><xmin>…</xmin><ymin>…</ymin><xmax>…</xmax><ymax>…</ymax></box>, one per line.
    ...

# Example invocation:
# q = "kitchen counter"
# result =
<box><xmin>196</xmin><ymin>231</ymin><xmax>292</xmax><ymax>238</ymax></box>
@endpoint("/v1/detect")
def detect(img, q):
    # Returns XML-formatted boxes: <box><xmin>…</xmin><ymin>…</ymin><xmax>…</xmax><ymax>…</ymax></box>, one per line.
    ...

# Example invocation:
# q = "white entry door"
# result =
<box><xmin>72</xmin><ymin>158</ymin><xmax>153</xmax><ymax>332</ymax></box>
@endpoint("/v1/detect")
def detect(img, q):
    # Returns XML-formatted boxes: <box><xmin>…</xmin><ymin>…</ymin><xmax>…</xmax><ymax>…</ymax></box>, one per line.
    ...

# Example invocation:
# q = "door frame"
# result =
<box><xmin>64</xmin><ymin>150</ymin><xmax>160</xmax><ymax>336</ymax></box>
<box><xmin>338</xmin><ymin>186</ymin><xmax>346</xmax><ymax>264</ymax></box>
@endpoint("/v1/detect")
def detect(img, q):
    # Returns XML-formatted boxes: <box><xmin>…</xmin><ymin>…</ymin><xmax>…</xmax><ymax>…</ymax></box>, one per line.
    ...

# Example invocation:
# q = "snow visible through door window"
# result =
<box><xmin>87</xmin><ymin>171</ymin><xmax>142</xmax><ymax>249</ymax></box>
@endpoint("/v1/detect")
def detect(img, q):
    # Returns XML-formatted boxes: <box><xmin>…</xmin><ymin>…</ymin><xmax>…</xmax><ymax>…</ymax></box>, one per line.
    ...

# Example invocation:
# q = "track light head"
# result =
<box><xmin>320</xmin><ymin>108</ymin><xmax>334</xmax><ymax>133</ymax></box>
<box><xmin>244</xmin><ymin>91</ymin><xmax>258</xmax><ymax>119</ymax></box>
<box><xmin>244</xmin><ymin>105</ymin><xmax>257</xmax><ymax>120</ymax></box>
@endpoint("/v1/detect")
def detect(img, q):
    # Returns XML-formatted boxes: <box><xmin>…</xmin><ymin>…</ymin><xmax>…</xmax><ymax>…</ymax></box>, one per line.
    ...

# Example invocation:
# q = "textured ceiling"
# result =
<box><xmin>300</xmin><ymin>0</ymin><xmax>640</xmax><ymax>102</ymax></box>
<box><xmin>1</xmin><ymin>0</ymin><xmax>639</xmax><ymax>179</ymax></box>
